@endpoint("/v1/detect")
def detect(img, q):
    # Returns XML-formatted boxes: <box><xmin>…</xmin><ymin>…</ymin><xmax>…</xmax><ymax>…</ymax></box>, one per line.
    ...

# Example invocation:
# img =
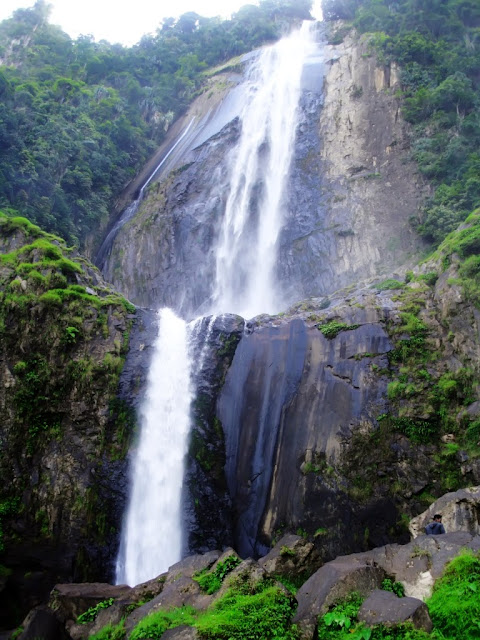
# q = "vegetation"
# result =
<box><xmin>0</xmin><ymin>0</ymin><xmax>312</xmax><ymax>247</ymax></box>
<box><xmin>316</xmin><ymin>550</ymin><xmax>480</xmax><ymax>639</ymax></box>
<box><xmin>0</xmin><ymin>213</ymin><xmax>134</xmax><ymax>569</ymax></box>
<box><xmin>194</xmin><ymin>555</ymin><xmax>242</xmax><ymax>595</ymax></box>
<box><xmin>77</xmin><ymin>598</ymin><xmax>114</xmax><ymax>624</ymax></box>
<box><xmin>318</xmin><ymin>320</ymin><xmax>361</xmax><ymax>339</ymax></box>
<box><xmin>129</xmin><ymin>572</ymin><xmax>298</xmax><ymax>640</ymax></box>
<box><xmin>427</xmin><ymin>549</ymin><xmax>480</xmax><ymax>639</ymax></box>
<box><xmin>322</xmin><ymin>0</ymin><xmax>480</xmax><ymax>248</ymax></box>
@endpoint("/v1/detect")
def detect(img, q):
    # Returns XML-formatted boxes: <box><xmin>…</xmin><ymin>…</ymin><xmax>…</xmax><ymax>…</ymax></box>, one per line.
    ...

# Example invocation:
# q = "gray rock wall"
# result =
<box><xmin>101</xmin><ymin>30</ymin><xmax>426</xmax><ymax>316</ymax></box>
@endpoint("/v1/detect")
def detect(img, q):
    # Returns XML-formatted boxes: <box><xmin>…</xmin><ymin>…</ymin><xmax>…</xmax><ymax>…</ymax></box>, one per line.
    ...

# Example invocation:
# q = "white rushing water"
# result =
<box><xmin>116</xmin><ymin>22</ymin><xmax>317</xmax><ymax>586</ymax></box>
<box><xmin>211</xmin><ymin>21</ymin><xmax>316</xmax><ymax>318</ymax></box>
<box><xmin>116</xmin><ymin>308</ymin><xmax>194</xmax><ymax>586</ymax></box>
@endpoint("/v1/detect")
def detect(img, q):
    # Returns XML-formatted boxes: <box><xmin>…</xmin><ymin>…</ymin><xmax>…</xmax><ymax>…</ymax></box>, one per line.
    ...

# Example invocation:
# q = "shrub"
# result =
<box><xmin>318</xmin><ymin>321</ymin><xmax>360</xmax><ymax>339</ymax></box>
<box><xmin>77</xmin><ymin>598</ymin><xmax>114</xmax><ymax>624</ymax></box>
<box><xmin>381</xmin><ymin>578</ymin><xmax>405</xmax><ymax>598</ymax></box>
<box><xmin>427</xmin><ymin>549</ymin><xmax>480</xmax><ymax>639</ymax></box>
<box><xmin>373</xmin><ymin>279</ymin><xmax>404</xmax><ymax>291</ymax></box>
<box><xmin>194</xmin><ymin>555</ymin><xmax>241</xmax><ymax>594</ymax></box>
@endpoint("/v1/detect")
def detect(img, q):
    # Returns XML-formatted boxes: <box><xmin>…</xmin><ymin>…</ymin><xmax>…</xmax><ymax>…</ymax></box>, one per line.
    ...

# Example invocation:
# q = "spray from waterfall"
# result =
<box><xmin>211</xmin><ymin>22</ymin><xmax>316</xmax><ymax>319</ymax></box>
<box><xmin>116</xmin><ymin>309</ymin><xmax>194</xmax><ymax>586</ymax></box>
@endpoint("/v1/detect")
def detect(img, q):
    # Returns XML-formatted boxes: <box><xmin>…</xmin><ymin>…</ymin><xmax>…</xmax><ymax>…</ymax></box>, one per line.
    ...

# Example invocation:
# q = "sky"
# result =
<box><xmin>0</xmin><ymin>0</ymin><xmax>323</xmax><ymax>46</ymax></box>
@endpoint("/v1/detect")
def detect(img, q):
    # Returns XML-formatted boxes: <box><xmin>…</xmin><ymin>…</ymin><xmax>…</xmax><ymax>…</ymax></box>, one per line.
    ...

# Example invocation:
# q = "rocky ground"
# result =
<box><xmin>11</xmin><ymin>487</ymin><xmax>480</xmax><ymax>640</ymax></box>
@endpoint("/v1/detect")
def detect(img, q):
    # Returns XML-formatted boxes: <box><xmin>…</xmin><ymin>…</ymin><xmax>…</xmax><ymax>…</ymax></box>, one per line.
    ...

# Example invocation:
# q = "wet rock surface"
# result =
<box><xmin>103</xmin><ymin>31</ymin><xmax>425</xmax><ymax>315</ymax></box>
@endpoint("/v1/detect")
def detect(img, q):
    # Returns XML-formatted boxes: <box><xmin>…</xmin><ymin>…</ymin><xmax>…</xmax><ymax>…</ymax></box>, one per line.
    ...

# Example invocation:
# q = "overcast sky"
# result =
<box><xmin>0</xmin><ymin>0</ymin><xmax>323</xmax><ymax>46</ymax></box>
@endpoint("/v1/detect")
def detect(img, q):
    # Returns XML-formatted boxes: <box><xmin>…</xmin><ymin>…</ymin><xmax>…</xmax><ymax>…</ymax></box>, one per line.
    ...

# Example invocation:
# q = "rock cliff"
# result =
<box><xmin>101</xmin><ymin>28</ymin><xmax>426</xmax><ymax>315</ymax></box>
<box><xmin>0</xmin><ymin>215</ymin><xmax>155</xmax><ymax>626</ymax></box>
<box><xmin>186</xmin><ymin>211</ymin><xmax>480</xmax><ymax>563</ymax></box>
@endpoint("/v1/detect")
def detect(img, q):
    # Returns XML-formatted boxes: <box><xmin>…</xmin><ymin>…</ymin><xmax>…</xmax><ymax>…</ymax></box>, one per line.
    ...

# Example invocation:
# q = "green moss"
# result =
<box><xmin>318</xmin><ymin>320</ymin><xmax>361</xmax><ymax>339</ymax></box>
<box><xmin>194</xmin><ymin>555</ymin><xmax>241</xmax><ymax>595</ymax></box>
<box><xmin>373</xmin><ymin>279</ymin><xmax>405</xmax><ymax>290</ymax></box>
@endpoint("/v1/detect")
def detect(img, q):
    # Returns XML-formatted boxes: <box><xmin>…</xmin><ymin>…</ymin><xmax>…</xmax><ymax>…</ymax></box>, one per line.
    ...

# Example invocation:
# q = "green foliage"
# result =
<box><xmin>130</xmin><ymin>576</ymin><xmax>298</xmax><ymax>640</ymax></box>
<box><xmin>195</xmin><ymin>582</ymin><xmax>298</xmax><ymax>640</ymax></box>
<box><xmin>317</xmin><ymin>591</ymin><xmax>430</xmax><ymax>639</ymax></box>
<box><xmin>89</xmin><ymin>621</ymin><xmax>126</xmax><ymax>640</ymax></box>
<box><xmin>130</xmin><ymin>607</ymin><xmax>196</xmax><ymax>640</ymax></box>
<box><xmin>0</xmin><ymin>497</ymin><xmax>20</xmax><ymax>552</ymax></box>
<box><xmin>194</xmin><ymin>555</ymin><xmax>242</xmax><ymax>595</ymax></box>
<box><xmin>391</xmin><ymin>417</ymin><xmax>438</xmax><ymax>444</ymax></box>
<box><xmin>77</xmin><ymin>598</ymin><xmax>114</xmax><ymax>624</ymax></box>
<box><xmin>381</xmin><ymin>578</ymin><xmax>405</xmax><ymax>598</ymax></box>
<box><xmin>318</xmin><ymin>320</ymin><xmax>361</xmax><ymax>339</ymax></box>
<box><xmin>427</xmin><ymin>549</ymin><xmax>480</xmax><ymax>639</ymax></box>
<box><xmin>373</xmin><ymin>279</ymin><xmax>405</xmax><ymax>291</ymax></box>
<box><xmin>280</xmin><ymin>546</ymin><xmax>296</xmax><ymax>557</ymax></box>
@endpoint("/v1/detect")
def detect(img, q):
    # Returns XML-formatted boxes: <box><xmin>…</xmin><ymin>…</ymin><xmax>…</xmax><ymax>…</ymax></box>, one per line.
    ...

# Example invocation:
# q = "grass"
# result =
<box><xmin>427</xmin><ymin>549</ymin><xmax>480</xmax><ymax>639</ymax></box>
<box><xmin>318</xmin><ymin>320</ymin><xmax>361</xmax><ymax>339</ymax></box>
<box><xmin>129</xmin><ymin>575</ymin><xmax>298</xmax><ymax>640</ymax></box>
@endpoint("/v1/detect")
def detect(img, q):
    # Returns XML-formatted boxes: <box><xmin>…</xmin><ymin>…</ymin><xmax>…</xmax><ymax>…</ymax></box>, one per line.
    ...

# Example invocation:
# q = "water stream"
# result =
<box><xmin>116</xmin><ymin>309</ymin><xmax>194</xmax><ymax>586</ymax></box>
<box><xmin>211</xmin><ymin>21</ymin><xmax>316</xmax><ymax>318</ymax></box>
<box><xmin>116</xmin><ymin>21</ymin><xmax>317</xmax><ymax>586</ymax></box>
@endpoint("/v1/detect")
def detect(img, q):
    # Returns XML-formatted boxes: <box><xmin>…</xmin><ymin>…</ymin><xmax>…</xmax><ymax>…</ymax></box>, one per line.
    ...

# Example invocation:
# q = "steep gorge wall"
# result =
<box><xmin>101</xmin><ymin>28</ymin><xmax>427</xmax><ymax>316</ymax></box>
<box><xmin>0</xmin><ymin>217</ymin><xmax>159</xmax><ymax>625</ymax></box>
<box><xmin>208</xmin><ymin>243</ymin><xmax>480</xmax><ymax>562</ymax></box>
<box><xmin>284</xmin><ymin>31</ymin><xmax>428</xmax><ymax>295</ymax></box>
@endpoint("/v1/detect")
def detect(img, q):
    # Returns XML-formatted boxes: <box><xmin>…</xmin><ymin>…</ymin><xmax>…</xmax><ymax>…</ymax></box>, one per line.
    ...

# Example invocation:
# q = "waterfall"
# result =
<box><xmin>116</xmin><ymin>308</ymin><xmax>194</xmax><ymax>586</ymax></box>
<box><xmin>116</xmin><ymin>21</ymin><xmax>318</xmax><ymax>586</ymax></box>
<box><xmin>211</xmin><ymin>21</ymin><xmax>316</xmax><ymax>318</ymax></box>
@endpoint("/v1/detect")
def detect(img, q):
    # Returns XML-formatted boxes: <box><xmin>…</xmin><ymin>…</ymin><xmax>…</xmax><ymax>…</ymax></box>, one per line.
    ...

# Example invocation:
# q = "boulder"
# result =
<box><xmin>358</xmin><ymin>589</ymin><xmax>432</xmax><ymax>632</ymax></box>
<box><xmin>210</xmin><ymin>558</ymin><xmax>269</xmax><ymax>605</ymax></box>
<box><xmin>127</xmin><ymin>572</ymin><xmax>167</xmax><ymax>603</ymax></box>
<box><xmin>19</xmin><ymin>606</ymin><xmax>71</xmax><ymax>640</ymax></box>
<box><xmin>410</xmin><ymin>487</ymin><xmax>480</xmax><ymax>539</ymax></box>
<box><xmin>166</xmin><ymin>551</ymin><xmax>221</xmax><ymax>582</ymax></box>
<box><xmin>125</xmin><ymin>552</ymin><xmax>220</xmax><ymax>635</ymax></box>
<box><xmin>258</xmin><ymin>534</ymin><xmax>318</xmax><ymax>580</ymax></box>
<box><xmin>293</xmin><ymin>557</ymin><xmax>386</xmax><ymax>639</ymax></box>
<box><xmin>49</xmin><ymin>582</ymin><xmax>131</xmax><ymax>623</ymax></box>
<box><xmin>362</xmin><ymin>531</ymin><xmax>479</xmax><ymax>600</ymax></box>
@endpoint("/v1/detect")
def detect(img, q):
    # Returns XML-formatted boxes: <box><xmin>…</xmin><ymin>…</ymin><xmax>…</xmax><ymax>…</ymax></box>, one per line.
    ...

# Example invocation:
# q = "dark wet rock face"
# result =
<box><xmin>183</xmin><ymin>314</ymin><xmax>244</xmax><ymax>555</ymax></box>
<box><xmin>217</xmin><ymin>305</ymin><xmax>392</xmax><ymax>558</ymax></box>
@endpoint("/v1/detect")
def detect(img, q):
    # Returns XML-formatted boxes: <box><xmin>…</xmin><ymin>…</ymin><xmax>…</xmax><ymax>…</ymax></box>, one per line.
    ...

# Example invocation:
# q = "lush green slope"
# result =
<box><xmin>0</xmin><ymin>0</ymin><xmax>311</xmax><ymax>247</ymax></box>
<box><xmin>323</xmin><ymin>0</ymin><xmax>480</xmax><ymax>247</ymax></box>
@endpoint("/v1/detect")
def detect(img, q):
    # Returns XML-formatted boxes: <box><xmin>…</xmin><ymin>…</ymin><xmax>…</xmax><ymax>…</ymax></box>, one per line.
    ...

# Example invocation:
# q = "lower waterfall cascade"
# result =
<box><xmin>115</xmin><ymin>20</ymin><xmax>320</xmax><ymax>586</ymax></box>
<box><xmin>115</xmin><ymin>308</ymin><xmax>194</xmax><ymax>586</ymax></box>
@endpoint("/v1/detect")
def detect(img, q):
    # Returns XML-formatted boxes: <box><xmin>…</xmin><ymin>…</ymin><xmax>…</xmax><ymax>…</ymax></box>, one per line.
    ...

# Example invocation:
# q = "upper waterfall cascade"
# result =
<box><xmin>116</xmin><ymin>21</ymin><xmax>320</xmax><ymax>586</ymax></box>
<box><xmin>211</xmin><ymin>22</ymin><xmax>317</xmax><ymax>319</ymax></box>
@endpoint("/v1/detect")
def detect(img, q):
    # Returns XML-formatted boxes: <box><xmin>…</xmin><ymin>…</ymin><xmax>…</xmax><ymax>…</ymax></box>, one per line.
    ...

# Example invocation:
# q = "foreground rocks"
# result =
<box><xmin>358</xmin><ymin>590</ymin><xmax>432</xmax><ymax>632</ymax></box>
<box><xmin>12</xmin><ymin>505</ymin><xmax>480</xmax><ymax>640</ymax></box>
